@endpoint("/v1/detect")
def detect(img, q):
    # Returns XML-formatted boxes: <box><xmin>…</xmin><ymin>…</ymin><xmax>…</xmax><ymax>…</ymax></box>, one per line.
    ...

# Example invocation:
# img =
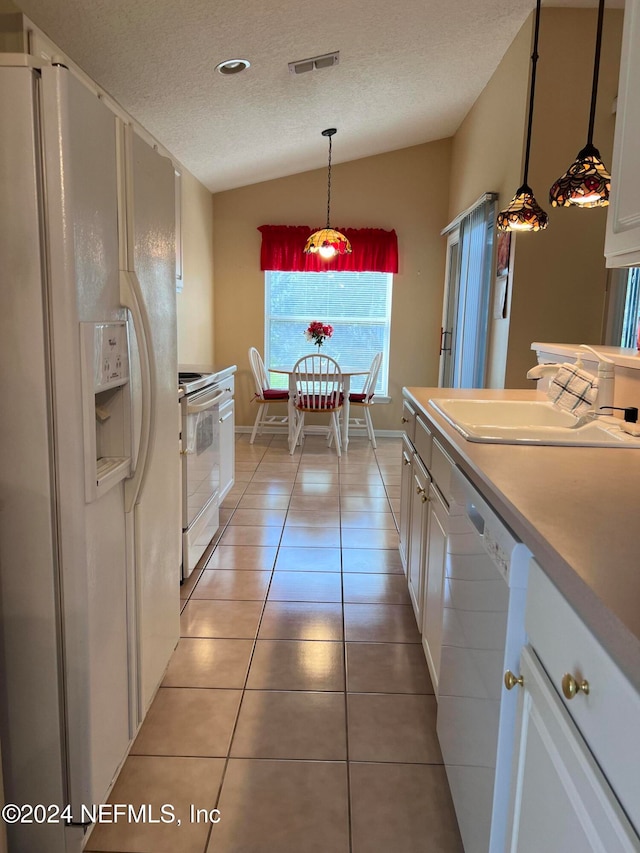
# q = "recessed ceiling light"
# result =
<box><xmin>215</xmin><ymin>59</ymin><xmax>250</xmax><ymax>76</ymax></box>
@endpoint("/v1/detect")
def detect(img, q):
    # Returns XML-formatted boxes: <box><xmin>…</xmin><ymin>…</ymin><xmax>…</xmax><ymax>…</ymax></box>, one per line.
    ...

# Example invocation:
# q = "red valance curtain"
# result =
<box><xmin>258</xmin><ymin>225</ymin><xmax>398</xmax><ymax>273</ymax></box>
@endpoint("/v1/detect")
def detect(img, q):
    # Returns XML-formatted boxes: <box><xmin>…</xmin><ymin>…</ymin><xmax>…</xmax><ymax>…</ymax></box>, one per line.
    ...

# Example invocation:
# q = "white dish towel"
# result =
<box><xmin>547</xmin><ymin>363</ymin><xmax>599</xmax><ymax>415</ymax></box>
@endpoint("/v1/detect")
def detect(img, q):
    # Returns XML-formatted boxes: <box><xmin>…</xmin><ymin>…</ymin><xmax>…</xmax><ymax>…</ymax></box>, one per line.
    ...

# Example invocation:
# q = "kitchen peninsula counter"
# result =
<box><xmin>404</xmin><ymin>386</ymin><xmax>640</xmax><ymax>690</ymax></box>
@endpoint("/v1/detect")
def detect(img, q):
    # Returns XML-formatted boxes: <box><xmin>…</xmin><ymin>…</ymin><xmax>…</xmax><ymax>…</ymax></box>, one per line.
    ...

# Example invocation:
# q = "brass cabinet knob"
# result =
<box><xmin>504</xmin><ymin>670</ymin><xmax>524</xmax><ymax>690</ymax></box>
<box><xmin>421</xmin><ymin>493</ymin><xmax>429</xmax><ymax>503</ymax></box>
<box><xmin>561</xmin><ymin>673</ymin><xmax>590</xmax><ymax>700</ymax></box>
<box><xmin>416</xmin><ymin>485</ymin><xmax>425</xmax><ymax>495</ymax></box>
<box><xmin>402</xmin><ymin>416</ymin><xmax>409</xmax><ymax>423</ymax></box>
<box><xmin>403</xmin><ymin>456</ymin><xmax>411</xmax><ymax>466</ymax></box>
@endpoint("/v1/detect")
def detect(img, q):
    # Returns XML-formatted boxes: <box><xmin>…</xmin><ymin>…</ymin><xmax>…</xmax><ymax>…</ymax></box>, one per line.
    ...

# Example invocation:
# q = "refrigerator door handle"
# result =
<box><xmin>120</xmin><ymin>268</ymin><xmax>157</xmax><ymax>512</ymax></box>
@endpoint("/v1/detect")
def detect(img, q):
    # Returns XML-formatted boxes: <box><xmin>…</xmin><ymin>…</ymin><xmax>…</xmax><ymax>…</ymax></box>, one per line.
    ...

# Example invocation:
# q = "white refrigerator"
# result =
<box><xmin>0</xmin><ymin>59</ymin><xmax>180</xmax><ymax>852</ymax></box>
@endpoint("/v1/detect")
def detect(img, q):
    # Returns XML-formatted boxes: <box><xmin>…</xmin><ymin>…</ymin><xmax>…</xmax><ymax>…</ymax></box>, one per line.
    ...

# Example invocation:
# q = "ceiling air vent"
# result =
<box><xmin>288</xmin><ymin>51</ymin><xmax>340</xmax><ymax>75</ymax></box>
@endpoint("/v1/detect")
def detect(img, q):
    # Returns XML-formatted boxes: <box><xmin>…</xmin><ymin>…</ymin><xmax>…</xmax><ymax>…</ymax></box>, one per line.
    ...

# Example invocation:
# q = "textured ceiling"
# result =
<box><xmin>14</xmin><ymin>0</ymin><xmax>623</xmax><ymax>193</ymax></box>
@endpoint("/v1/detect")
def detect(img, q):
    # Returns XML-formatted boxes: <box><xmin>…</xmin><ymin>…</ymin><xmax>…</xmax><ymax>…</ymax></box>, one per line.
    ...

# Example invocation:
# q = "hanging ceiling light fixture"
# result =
<box><xmin>497</xmin><ymin>0</ymin><xmax>548</xmax><ymax>232</ymax></box>
<box><xmin>549</xmin><ymin>0</ymin><xmax>610</xmax><ymax>208</ymax></box>
<box><xmin>304</xmin><ymin>128</ymin><xmax>352</xmax><ymax>259</ymax></box>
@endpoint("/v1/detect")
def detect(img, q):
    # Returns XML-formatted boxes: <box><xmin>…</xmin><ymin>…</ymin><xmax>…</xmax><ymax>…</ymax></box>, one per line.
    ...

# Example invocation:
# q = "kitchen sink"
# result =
<box><xmin>427</xmin><ymin>398</ymin><xmax>640</xmax><ymax>447</ymax></box>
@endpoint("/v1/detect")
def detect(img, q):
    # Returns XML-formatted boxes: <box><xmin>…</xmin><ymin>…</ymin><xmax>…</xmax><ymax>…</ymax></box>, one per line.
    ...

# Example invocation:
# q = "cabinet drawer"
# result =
<box><xmin>414</xmin><ymin>415</ymin><xmax>432</xmax><ymax>469</ymax></box>
<box><xmin>526</xmin><ymin>560</ymin><xmax>640</xmax><ymax>831</ymax></box>
<box><xmin>402</xmin><ymin>400</ymin><xmax>416</xmax><ymax>443</ymax></box>
<box><xmin>430</xmin><ymin>438</ymin><xmax>454</xmax><ymax>505</ymax></box>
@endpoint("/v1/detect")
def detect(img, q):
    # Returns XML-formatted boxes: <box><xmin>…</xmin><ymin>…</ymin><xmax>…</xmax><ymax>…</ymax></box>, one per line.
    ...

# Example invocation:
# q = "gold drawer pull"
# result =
<box><xmin>504</xmin><ymin>670</ymin><xmax>524</xmax><ymax>690</ymax></box>
<box><xmin>416</xmin><ymin>485</ymin><xmax>425</xmax><ymax>495</ymax></box>
<box><xmin>562</xmin><ymin>673</ymin><xmax>590</xmax><ymax>700</ymax></box>
<box><xmin>402</xmin><ymin>416</ymin><xmax>409</xmax><ymax>423</ymax></box>
<box><xmin>403</xmin><ymin>456</ymin><xmax>411</xmax><ymax>465</ymax></box>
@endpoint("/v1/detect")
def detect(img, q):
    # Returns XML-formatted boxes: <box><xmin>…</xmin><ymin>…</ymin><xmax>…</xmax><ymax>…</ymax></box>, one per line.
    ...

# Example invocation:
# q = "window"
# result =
<box><xmin>265</xmin><ymin>270</ymin><xmax>393</xmax><ymax>395</ymax></box>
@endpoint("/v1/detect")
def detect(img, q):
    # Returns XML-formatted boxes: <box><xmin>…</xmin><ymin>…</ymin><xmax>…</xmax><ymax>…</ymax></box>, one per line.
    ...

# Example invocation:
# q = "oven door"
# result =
<box><xmin>182</xmin><ymin>385</ymin><xmax>227</xmax><ymax>530</ymax></box>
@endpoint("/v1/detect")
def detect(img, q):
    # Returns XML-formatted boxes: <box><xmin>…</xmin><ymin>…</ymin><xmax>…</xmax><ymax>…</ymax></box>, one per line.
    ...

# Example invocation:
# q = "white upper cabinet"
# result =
<box><xmin>606</xmin><ymin>0</ymin><xmax>640</xmax><ymax>267</ymax></box>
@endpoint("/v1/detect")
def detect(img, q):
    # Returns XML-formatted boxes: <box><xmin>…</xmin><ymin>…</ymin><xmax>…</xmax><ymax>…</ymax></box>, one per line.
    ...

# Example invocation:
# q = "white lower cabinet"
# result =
<box><xmin>407</xmin><ymin>454</ymin><xmax>429</xmax><ymax>625</ymax></box>
<box><xmin>218</xmin><ymin>397</ymin><xmax>235</xmax><ymax>502</ymax></box>
<box><xmin>506</xmin><ymin>646</ymin><xmax>639</xmax><ymax>852</ymax></box>
<box><xmin>399</xmin><ymin>434</ymin><xmax>413</xmax><ymax>574</ymax></box>
<box><xmin>506</xmin><ymin>560</ymin><xmax>640</xmax><ymax>851</ymax></box>
<box><xmin>421</xmin><ymin>482</ymin><xmax>447</xmax><ymax>691</ymax></box>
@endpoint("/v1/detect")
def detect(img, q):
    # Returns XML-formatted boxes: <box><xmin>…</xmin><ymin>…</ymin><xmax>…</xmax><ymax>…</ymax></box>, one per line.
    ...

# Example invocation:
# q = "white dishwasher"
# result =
<box><xmin>437</xmin><ymin>466</ymin><xmax>531</xmax><ymax>853</ymax></box>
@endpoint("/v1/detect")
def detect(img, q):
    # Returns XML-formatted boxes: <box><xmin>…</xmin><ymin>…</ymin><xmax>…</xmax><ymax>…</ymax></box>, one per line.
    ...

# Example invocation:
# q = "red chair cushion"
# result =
<box><xmin>261</xmin><ymin>389</ymin><xmax>289</xmax><ymax>400</ymax></box>
<box><xmin>349</xmin><ymin>392</ymin><xmax>372</xmax><ymax>403</ymax></box>
<box><xmin>297</xmin><ymin>392</ymin><xmax>344</xmax><ymax>410</ymax></box>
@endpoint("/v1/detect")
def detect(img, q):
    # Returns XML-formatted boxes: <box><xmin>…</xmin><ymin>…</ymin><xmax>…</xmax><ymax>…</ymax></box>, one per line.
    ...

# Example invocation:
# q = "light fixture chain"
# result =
<box><xmin>523</xmin><ymin>0</ymin><xmax>542</xmax><ymax>188</ymax></box>
<box><xmin>326</xmin><ymin>134</ymin><xmax>332</xmax><ymax>229</ymax></box>
<box><xmin>587</xmin><ymin>0</ymin><xmax>605</xmax><ymax>146</ymax></box>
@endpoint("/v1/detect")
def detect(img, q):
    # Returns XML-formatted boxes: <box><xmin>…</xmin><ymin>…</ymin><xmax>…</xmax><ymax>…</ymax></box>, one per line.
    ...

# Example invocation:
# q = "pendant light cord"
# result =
<box><xmin>522</xmin><ymin>0</ymin><xmax>542</xmax><ymax>188</ymax></box>
<box><xmin>326</xmin><ymin>135</ymin><xmax>332</xmax><ymax>229</ymax></box>
<box><xmin>587</xmin><ymin>0</ymin><xmax>605</xmax><ymax>146</ymax></box>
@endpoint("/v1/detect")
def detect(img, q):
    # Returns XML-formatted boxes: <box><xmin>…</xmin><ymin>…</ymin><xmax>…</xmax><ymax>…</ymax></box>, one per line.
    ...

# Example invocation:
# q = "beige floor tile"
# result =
<box><xmin>205</xmin><ymin>545</ymin><xmax>277</xmax><ymax>571</ymax></box>
<box><xmin>191</xmin><ymin>570</ymin><xmax>272</xmax><ymax>600</ymax></box>
<box><xmin>227</xmin><ymin>508</ymin><xmax>287</xmax><ymax>527</ymax></box>
<box><xmin>246</xmin><ymin>639</ymin><xmax>344</xmax><ymax>691</ymax></box>
<box><xmin>342</xmin><ymin>527</ymin><xmax>399</xmax><ymax>550</ymax></box>
<box><xmin>285</xmin><ymin>509</ymin><xmax>341</xmax><ymax>527</ymax></box>
<box><xmin>217</xmin><ymin>525</ymin><xmax>282</xmax><ymax>547</ymax></box>
<box><xmin>340</xmin><ymin>511</ymin><xmax>396</xmax><ymax>529</ymax></box>
<box><xmin>385</xmin><ymin>485</ymin><xmax>401</xmax><ymax>499</ymax></box>
<box><xmin>258</xmin><ymin>602</ymin><xmax>343</xmax><ymax>641</ymax></box>
<box><xmin>251</xmin><ymin>470</ymin><xmax>296</xmax><ymax>482</ymax></box>
<box><xmin>254</xmin><ymin>462</ymin><xmax>298</xmax><ymax>474</ymax></box>
<box><xmin>342</xmin><ymin>548</ymin><xmax>404</xmax><ymax>574</ymax></box>
<box><xmin>294</xmin><ymin>471</ymin><xmax>340</xmax><ymax>484</ymax></box>
<box><xmin>341</xmin><ymin>496</ymin><xmax>391</xmax><ymax>513</ymax></box>
<box><xmin>85</xmin><ymin>755</ymin><xmax>225</xmax><ymax>853</ymax></box>
<box><xmin>207</xmin><ymin>759</ymin><xmax>349</xmax><ymax>853</ymax></box>
<box><xmin>292</xmin><ymin>482</ymin><xmax>339</xmax><ymax>496</ymax></box>
<box><xmin>342</xmin><ymin>573</ymin><xmax>412</xmax><ymax>605</ymax></box>
<box><xmin>180</xmin><ymin>600</ymin><xmax>263</xmax><ymax>639</ymax></box>
<box><xmin>280</xmin><ymin>525</ymin><xmax>341</xmax><ymax>548</ymax></box>
<box><xmin>180</xmin><ymin>566</ymin><xmax>204</xmax><ymax>600</ymax></box>
<box><xmin>237</xmin><ymin>493</ymin><xmax>290</xmax><ymax>510</ymax></box>
<box><xmin>244</xmin><ymin>481</ymin><xmax>294</xmax><ymax>495</ymax></box>
<box><xmin>287</xmin><ymin>494</ymin><xmax>340</xmax><ymax>511</ymax></box>
<box><xmin>162</xmin><ymin>638</ymin><xmax>253</xmax><ymax>688</ymax></box>
<box><xmin>274</xmin><ymin>546</ymin><xmax>342</xmax><ymax>572</ymax></box>
<box><xmin>131</xmin><ymin>688</ymin><xmax>241</xmax><ymax>757</ymax></box>
<box><xmin>339</xmin><ymin>483</ymin><xmax>388</xmax><ymax>497</ymax></box>
<box><xmin>346</xmin><ymin>642</ymin><xmax>434</xmax><ymax>694</ymax></box>
<box><xmin>349</xmin><ymin>762</ymin><xmax>463</xmax><ymax>853</ymax></box>
<box><xmin>268</xmin><ymin>570</ymin><xmax>342</xmax><ymax>603</ymax></box>
<box><xmin>339</xmin><ymin>473</ymin><xmax>383</xmax><ymax>486</ymax></box>
<box><xmin>230</xmin><ymin>691</ymin><xmax>346</xmax><ymax>759</ymax></box>
<box><xmin>347</xmin><ymin>693</ymin><xmax>442</xmax><ymax>763</ymax></box>
<box><xmin>344</xmin><ymin>604</ymin><xmax>421</xmax><ymax>643</ymax></box>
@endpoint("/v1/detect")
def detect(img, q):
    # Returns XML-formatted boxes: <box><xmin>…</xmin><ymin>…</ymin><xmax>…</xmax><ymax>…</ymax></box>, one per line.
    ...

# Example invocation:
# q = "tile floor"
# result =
<box><xmin>86</xmin><ymin>433</ymin><xmax>463</xmax><ymax>853</ymax></box>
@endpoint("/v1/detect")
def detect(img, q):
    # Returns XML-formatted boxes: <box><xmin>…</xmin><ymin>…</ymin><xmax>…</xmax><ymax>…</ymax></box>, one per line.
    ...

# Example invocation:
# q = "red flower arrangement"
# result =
<box><xmin>304</xmin><ymin>321</ymin><xmax>333</xmax><ymax>349</ymax></box>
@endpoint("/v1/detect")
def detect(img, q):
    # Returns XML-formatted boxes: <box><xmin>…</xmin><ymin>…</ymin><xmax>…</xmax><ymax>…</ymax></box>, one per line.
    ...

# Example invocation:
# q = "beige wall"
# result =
<box><xmin>506</xmin><ymin>7</ymin><xmax>623</xmax><ymax>387</ymax></box>
<box><xmin>448</xmin><ymin>17</ymin><xmax>531</xmax><ymax>387</ymax></box>
<box><xmin>212</xmin><ymin>140</ymin><xmax>452</xmax><ymax>430</ymax></box>
<box><xmin>176</xmin><ymin>169</ymin><xmax>216</xmax><ymax>367</ymax></box>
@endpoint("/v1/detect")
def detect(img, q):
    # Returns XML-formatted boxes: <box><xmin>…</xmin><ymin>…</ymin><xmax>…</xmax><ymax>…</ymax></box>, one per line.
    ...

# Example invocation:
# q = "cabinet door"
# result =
<box><xmin>218</xmin><ymin>398</ymin><xmax>235</xmax><ymax>502</ymax></box>
<box><xmin>421</xmin><ymin>484</ymin><xmax>447</xmax><ymax>693</ymax></box>
<box><xmin>407</xmin><ymin>455</ymin><xmax>429</xmax><ymax>628</ymax></box>
<box><xmin>506</xmin><ymin>647</ymin><xmax>639</xmax><ymax>853</ymax></box>
<box><xmin>399</xmin><ymin>435</ymin><xmax>413</xmax><ymax>574</ymax></box>
<box><xmin>605</xmin><ymin>0</ymin><xmax>640</xmax><ymax>267</ymax></box>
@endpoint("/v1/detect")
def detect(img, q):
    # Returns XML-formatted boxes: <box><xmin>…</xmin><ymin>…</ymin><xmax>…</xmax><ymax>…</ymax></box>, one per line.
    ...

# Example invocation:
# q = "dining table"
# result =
<box><xmin>270</xmin><ymin>365</ymin><xmax>369</xmax><ymax>452</ymax></box>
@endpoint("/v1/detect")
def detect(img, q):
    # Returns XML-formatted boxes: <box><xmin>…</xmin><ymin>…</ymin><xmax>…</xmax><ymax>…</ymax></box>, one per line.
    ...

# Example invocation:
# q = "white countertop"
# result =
<box><xmin>532</xmin><ymin>342</ymin><xmax>640</xmax><ymax>370</ymax></box>
<box><xmin>404</xmin><ymin>386</ymin><xmax>640</xmax><ymax>690</ymax></box>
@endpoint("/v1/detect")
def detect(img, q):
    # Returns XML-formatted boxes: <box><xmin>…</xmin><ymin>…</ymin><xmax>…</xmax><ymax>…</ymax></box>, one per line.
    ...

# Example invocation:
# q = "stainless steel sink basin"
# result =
<box><xmin>428</xmin><ymin>398</ymin><xmax>640</xmax><ymax>447</ymax></box>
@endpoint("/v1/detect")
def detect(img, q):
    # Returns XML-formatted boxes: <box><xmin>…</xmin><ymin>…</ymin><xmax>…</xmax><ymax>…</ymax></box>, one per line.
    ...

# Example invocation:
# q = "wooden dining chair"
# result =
<box><xmin>345</xmin><ymin>351</ymin><xmax>383</xmax><ymax>448</ymax></box>
<box><xmin>289</xmin><ymin>354</ymin><xmax>344</xmax><ymax>456</ymax></box>
<box><xmin>248</xmin><ymin>346</ymin><xmax>289</xmax><ymax>444</ymax></box>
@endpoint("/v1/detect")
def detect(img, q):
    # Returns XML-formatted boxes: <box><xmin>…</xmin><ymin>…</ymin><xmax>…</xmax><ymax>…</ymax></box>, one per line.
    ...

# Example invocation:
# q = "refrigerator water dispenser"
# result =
<box><xmin>81</xmin><ymin>322</ymin><xmax>132</xmax><ymax>501</ymax></box>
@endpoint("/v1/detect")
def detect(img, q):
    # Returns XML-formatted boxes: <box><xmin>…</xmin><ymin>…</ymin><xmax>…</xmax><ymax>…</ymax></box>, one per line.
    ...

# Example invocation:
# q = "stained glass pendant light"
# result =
<box><xmin>549</xmin><ymin>0</ymin><xmax>610</xmax><ymax>208</ymax></box>
<box><xmin>497</xmin><ymin>0</ymin><xmax>548</xmax><ymax>232</ymax></box>
<box><xmin>304</xmin><ymin>128</ymin><xmax>352</xmax><ymax>259</ymax></box>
